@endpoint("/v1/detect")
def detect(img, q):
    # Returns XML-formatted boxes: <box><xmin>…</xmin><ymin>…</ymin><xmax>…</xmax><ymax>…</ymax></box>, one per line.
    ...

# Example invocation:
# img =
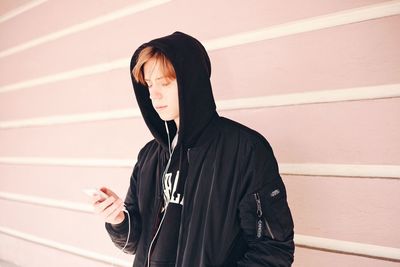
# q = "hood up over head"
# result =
<box><xmin>130</xmin><ymin>31</ymin><xmax>217</xmax><ymax>150</ymax></box>
<box><xmin>130</xmin><ymin>32</ymin><xmax>218</xmax><ymax>197</ymax></box>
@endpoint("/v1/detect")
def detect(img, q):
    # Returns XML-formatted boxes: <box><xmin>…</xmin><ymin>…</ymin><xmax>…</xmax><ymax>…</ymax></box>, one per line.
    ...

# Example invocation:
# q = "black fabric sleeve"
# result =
<box><xmin>237</xmin><ymin>139</ymin><xmax>295</xmax><ymax>266</ymax></box>
<box><xmin>105</xmin><ymin>159</ymin><xmax>142</xmax><ymax>254</ymax></box>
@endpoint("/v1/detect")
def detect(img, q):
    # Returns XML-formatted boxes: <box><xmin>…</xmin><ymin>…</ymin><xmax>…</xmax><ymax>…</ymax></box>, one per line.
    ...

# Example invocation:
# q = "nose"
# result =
<box><xmin>148</xmin><ymin>84</ymin><xmax>162</xmax><ymax>100</ymax></box>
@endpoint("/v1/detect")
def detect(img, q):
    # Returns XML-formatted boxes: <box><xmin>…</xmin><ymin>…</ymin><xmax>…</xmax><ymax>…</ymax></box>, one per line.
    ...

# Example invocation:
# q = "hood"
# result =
<box><xmin>130</xmin><ymin>31</ymin><xmax>217</xmax><ymax>149</ymax></box>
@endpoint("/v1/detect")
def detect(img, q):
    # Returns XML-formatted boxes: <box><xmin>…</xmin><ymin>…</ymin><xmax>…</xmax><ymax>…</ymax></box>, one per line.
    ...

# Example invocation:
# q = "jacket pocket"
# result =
<box><xmin>253</xmin><ymin>185</ymin><xmax>293</xmax><ymax>241</ymax></box>
<box><xmin>254</xmin><ymin>192</ymin><xmax>275</xmax><ymax>240</ymax></box>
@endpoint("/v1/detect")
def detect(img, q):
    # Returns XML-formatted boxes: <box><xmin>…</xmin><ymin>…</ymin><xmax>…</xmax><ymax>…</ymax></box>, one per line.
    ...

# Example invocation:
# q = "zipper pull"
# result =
<box><xmin>186</xmin><ymin>148</ymin><xmax>191</xmax><ymax>164</ymax></box>
<box><xmin>264</xmin><ymin>218</ymin><xmax>275</xmax><ymax>240</ymax></box>
<box><xmin>254</xmin><ymin>193</ymin><xmax>263</xmax><ymax>217</ymax></box>
<box><xmin>254</xmin><ymin>193</ymin><xmax>263</xmax><ymax>238</ymax></box>
<box><xmin>254</xmin><ymin>192</ymin><xmax>276</xmax><ymax>240</ymax></box>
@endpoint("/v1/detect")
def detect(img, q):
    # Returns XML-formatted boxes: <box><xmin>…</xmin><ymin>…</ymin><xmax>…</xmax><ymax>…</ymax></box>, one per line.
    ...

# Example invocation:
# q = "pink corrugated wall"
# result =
<box><xmin>0</xmin><ymin>1</ymin><xmax>399</xmax><ymax>266</ymax></box>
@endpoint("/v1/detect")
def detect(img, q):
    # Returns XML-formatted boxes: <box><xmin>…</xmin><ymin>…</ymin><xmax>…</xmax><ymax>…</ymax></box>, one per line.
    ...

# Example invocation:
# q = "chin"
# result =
<box><xmin>158</xmin><ymin>114</ymin><xmax>173</xmax><ymax>121</ymax></box>
<box><xmin>158</xmin><ymin>114</ymin><xmax>178</xmax><ymax>122</ymax></box>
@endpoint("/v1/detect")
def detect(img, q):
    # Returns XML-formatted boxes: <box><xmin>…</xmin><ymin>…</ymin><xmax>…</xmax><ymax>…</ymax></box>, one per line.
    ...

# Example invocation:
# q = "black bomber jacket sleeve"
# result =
<box><xmin>105</xmin><ymin>161</ymin><xmax>142</xmax><ymax>254</ymax></box>
<box><xmin>237</xmin><ymin>139</ymin><xmax>295</xmax><ymax>266</ymax></box>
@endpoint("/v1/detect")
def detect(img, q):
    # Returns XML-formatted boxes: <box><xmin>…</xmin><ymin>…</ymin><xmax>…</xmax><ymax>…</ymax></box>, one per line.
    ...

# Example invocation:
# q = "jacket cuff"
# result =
<box><xmin>105</xmin><ymin>215</ymin><xmax>129</xmax><ymax>233</ymax></box>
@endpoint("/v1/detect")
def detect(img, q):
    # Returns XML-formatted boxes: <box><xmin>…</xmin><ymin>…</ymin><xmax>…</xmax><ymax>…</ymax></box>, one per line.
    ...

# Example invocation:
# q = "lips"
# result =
<box><xmin>155</xmin><ymin>105</ymin><xmax>167</xmax><ymax>110</ymax></box>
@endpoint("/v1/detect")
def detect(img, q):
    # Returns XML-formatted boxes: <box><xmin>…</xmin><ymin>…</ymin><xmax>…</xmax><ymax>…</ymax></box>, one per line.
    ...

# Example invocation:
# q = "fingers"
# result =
<box><xmin>91</xmin><ymin>194</ymin><xmax>104</xmax><ymax>205</ymax></box>
<box><xmin>104</xmin><ymin>201</ymin><xmax>126</xmax><ymax>224</ymax></box>
<box><xmin>94</xmin><ymin>196</ymin><xmax>115</xmax><ymax>214</ymax></box>
<box><xmin>88</xmin><ymin>187</ymin><xmax>125</xmax><ymax>224</ymax></box>
<box><xmin>101</xmin><ymin>198</ymin><xmax>123</xmax><ymax>219</ymax></box>
<box><xmin>100</xmin><ymin>187</ymin><xmax>116</xmax><ymax>198</ymax></box>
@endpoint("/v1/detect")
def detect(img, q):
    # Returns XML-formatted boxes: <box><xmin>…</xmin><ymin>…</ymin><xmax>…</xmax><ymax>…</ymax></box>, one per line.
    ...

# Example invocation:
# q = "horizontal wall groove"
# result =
<box><xmin>0</xmin><ymin>108</ymin><xmax>140</xmax><ymax>129</ymax></box>
<box><xmin>0</xmin><ymin>0</ymin><xmax>172</xmax><ymax>59</ymax></box>
<box><xmin>0</xmin><ymin>58</ymin><xmax>128</xmax><ymax>94</ymax></box>
<box><xmin>280</xmin><ymin>163</ymin><xmax>400</xmax><ymax>179</ymax></box>
<box><xmin>1</xmin><ymin>1</ymin><xmax>399</xmax><ymax>93</ymax></box>
<box><xmin>0</xmin><ymin>0</ymin><xmax>48</xmax><ymax>24</ymax></box>
<box><xmin>295</xmin><ymin>234</ymin><xmax>400</xmax><ymax>262</ymax></box>
<box><xmin>0</xmin><ymin>191</ymin><xmax>93</xmax><ymax>213</ymax></box>
<box><xmin>203</xmin><ymin>0</ymin><xmax>400</xmax><ymax>51</ymax></box>
<box><xmin>0</xmin><ymin>157</ymin><xmax>134</xmax><ymax>168</ymax></box>
<box><xmin>217</xmin><ymin>83</ymin><xmax>400</xmax><ymax>111</ymax></box>
<box><xmin>0</xmin><ymin>225</ymin><xmax>399</xmax><ymax>262</ymax></box>
<box><xmin>0</xmin><ymin>83</ymin><xmax>399</xmax><ymax>129</ymax></box>
<box><xmin>0</xmin><ymin>226</ymin><xmax>131</xmax><ymax>267</ymax></box>
<box><xmin>0</xmin><ymin>160</ymin><xmax>399</xmax><ymax>179</ymax></box>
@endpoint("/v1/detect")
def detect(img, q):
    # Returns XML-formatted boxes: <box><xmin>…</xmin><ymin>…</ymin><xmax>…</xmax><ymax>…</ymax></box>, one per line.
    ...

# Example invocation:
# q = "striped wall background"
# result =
<box><xmin>0</xmin><ymin>0</ymin><xmax>399</xmax><ymax>266</ymax></box>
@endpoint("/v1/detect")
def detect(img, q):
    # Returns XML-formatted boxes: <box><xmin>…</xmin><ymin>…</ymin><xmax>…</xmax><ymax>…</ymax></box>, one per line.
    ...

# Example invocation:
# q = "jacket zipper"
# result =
<box><xmin>174</xmin><ymin>148</ymin><xmax>191</xmax><ymax>265</ymax></box>
<box><xmin>146</xmin><ymin>203</ymin><xmax>167</xmax><ymax>267</ymax></box>
<box><xmin>147</xmin><ymin>148</ymin><xmax>174</xmax><ymax>266</ymax></box>
<box><xmin>264</xmin><ymin>218</ymin><xmax>275</xmax><ymax>240</ymax></box>
<box><xmin>254</xmin><ymin>193</ymin><xmax>275</xmax><ymax>240</ymax></box>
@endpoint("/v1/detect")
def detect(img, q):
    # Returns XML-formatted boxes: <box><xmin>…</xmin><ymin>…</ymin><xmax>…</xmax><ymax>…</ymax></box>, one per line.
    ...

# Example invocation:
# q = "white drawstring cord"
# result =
<box><xmin>111</xmin><ymin>205</ymin><xmax>131</xmax><ymax>267</ymax></box>
<box><xmin>112</xmin><ymin>122</ymin><xmax>172</xmax><ymax>266</ymax></box>
<box><xmin>165</xmin><ymin>121</ymin><xmax>172</xmax><ymax>156</ymax></box>
<box><xmin>146</xmin><ymin>121</ymin><xmax>176</xmax><ymax>266</ymax></box>
<box><xmin>121</xmin><ymin>206</ymin><xmax>131</xmax><ymax>253</ymax></box>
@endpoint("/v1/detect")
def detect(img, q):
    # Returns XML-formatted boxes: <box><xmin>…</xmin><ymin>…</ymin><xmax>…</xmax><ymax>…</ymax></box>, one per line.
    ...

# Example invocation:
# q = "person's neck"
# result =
<box><xmin>174</xmin><ymin>118</ymin><xmax>179</xmax><ymax>130</ymax></box>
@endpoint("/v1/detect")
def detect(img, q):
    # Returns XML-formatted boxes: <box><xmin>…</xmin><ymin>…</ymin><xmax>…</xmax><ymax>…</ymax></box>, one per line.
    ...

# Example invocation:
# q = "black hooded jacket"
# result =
<box><xmin>105</xmin><ymin>32</ymin><xmax>295</xmax><ymax>266</ymax></box>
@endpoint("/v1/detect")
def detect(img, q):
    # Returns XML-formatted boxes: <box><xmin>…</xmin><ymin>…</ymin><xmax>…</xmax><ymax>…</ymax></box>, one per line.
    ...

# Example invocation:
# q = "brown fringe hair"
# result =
<box><xmin>132</xmin><ymin>46</ymin><xmax>176</xmax><ymax>86</ymax></box>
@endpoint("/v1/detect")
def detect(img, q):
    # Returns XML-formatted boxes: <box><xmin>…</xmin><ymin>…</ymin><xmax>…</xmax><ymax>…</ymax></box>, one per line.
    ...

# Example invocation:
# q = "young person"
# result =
<box><xmin>92</xmin><ymin>31</ymin><xmax>294</xmax><ymax>266</ymax></box>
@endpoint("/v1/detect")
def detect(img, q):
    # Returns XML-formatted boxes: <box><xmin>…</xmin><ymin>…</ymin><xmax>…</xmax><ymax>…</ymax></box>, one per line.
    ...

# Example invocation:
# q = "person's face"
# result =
<box><xmin>144</xmin><ymin>58</ymin><xmax>179</xmax><ymax>126</ymax></box>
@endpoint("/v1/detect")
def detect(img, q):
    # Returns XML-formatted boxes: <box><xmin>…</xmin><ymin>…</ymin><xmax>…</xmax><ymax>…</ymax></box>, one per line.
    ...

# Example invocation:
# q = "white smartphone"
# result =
<box><xmin>83</xmin><ymin>188</ymin><xmax>108</xmax><ymax>199</ymax></box>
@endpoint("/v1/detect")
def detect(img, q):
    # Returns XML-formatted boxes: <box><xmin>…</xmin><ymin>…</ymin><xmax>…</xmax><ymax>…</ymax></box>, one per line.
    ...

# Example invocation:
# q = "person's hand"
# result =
<box><xmin>91</xmin><ymin>187</ymin><xmax>125</xmax><ymax>225</ymax></box>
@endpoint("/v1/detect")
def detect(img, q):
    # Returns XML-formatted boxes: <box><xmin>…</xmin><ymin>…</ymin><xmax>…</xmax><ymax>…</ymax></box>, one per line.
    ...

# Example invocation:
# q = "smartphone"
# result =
<box><xmin>83</xmin><ymin>188</ymin><xmax>109</xmax><ymax>199</ymax></box>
